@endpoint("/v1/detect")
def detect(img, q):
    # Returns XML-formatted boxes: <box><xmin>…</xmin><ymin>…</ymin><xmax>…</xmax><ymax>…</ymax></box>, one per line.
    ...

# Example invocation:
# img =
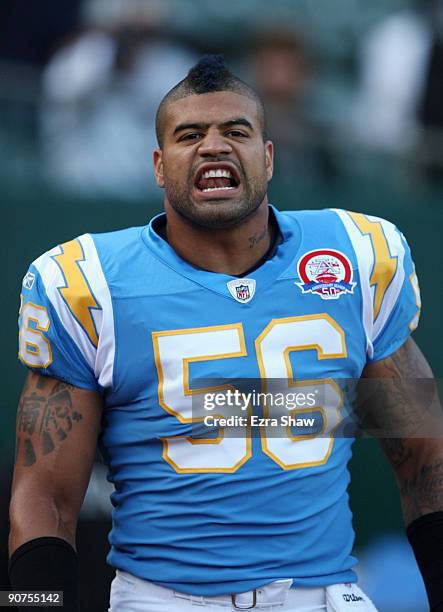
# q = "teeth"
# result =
<box><xmin>202</xmin><ymin>169</ymin><xmax>233</xmax><ymax>179</ymax></box>
<box><xmin>202</xmin><ymin>186</ymin><xmax>235</xmax><ymax>192</ymax></box>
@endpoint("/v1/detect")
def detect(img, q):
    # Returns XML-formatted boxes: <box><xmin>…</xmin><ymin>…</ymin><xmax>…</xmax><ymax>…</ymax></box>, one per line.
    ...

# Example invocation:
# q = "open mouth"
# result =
<box><xmin>194</xmin><ymin>164</ymin><xmax>241</xmax><ymax>195</ymax></box>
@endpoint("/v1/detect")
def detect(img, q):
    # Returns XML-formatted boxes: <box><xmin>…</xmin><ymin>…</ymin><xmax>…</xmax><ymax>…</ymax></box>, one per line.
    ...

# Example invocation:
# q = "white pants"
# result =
<box><xmin>109</xmin><ymin>571</ymin><xmax>378</xmax><ymax>611</ymax></box>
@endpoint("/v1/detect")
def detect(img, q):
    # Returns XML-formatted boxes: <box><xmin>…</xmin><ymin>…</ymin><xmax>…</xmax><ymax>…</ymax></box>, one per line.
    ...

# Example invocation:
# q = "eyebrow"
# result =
<box><xmin>173</xmin><ymin>117</ymin><xmax>254</xmax><ymax>135</ymax></box>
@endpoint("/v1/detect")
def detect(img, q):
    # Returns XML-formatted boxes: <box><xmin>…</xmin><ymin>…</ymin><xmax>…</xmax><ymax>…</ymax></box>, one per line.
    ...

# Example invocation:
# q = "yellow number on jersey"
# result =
<box><xmin>19</xmin><ymin>301</ymin><xmax>52</xmax><ymax>368</ymax></box>
<box><xmin>153</xmin><ymin>324</ymin><xmax>252</xmax><ymax>473</ymax></box>
<box><xmin>153</xmin><ymin>315</ymin><xmax>346</xmax><ymax>473</ymax></box>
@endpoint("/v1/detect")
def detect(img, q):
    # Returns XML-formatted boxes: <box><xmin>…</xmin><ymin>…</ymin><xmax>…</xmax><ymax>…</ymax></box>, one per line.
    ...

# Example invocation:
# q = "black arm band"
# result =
<box><xmin>407</xmin><ymin>511</ymin><xmax>443</xmax><ymax>611</ymax></box>
<box><xmin>9</xmin><ymin>537</ymin><xmax>79</xmax><ymax>612</ymax></box>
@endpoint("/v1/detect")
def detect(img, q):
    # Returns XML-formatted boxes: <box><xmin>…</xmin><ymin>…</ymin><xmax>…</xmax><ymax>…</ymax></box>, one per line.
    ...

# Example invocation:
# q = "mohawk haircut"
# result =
<box><xmin>155</xmin><ymin>54</ymin><xmax>266</xmax><ymax>148</ymax></box>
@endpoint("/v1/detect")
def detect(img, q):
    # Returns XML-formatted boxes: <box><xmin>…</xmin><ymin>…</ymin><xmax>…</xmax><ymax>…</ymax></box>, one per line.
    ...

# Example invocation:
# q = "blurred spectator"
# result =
<box><xmin>352</xmin><ymin>4</ymin><xmax>432</xmax><ymax>155</ymax></box>
<box><xmin>40</xmin><ymin>0</ymin><xmax>197</xmax><ymax>201</ymax></box>
<box><xmin>353</xmin><ymin>0</ymin><xmax>443</xmax><ymax>185</ymax></box>
<box><xmin>416</xmin><ymin>0</ymin><xmax>443</xmax><ymax>182</ymax></box>
<box><xmin>352</xmin><ymin>0</ymin><xmax>443</xmax><ymax>185</ymax></box>
<box><xmin>248</xmin><ymin>28</ymin><xmax>337</xmax><ymax>187</ymax></box>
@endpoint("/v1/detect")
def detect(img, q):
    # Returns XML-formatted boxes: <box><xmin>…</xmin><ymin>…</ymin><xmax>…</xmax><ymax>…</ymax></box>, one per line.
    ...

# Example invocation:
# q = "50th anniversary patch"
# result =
<box><xmin>296</xmin><ymin>249</ymin><xmax>356</xmax><ymax>300</ymax></box>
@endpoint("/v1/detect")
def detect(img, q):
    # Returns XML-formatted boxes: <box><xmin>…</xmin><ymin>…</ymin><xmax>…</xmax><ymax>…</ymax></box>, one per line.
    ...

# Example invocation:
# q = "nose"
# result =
<box><xmin>197</xmin><ymin>127</ymin><xmax>233</xmax><ymax>156</ymax></box>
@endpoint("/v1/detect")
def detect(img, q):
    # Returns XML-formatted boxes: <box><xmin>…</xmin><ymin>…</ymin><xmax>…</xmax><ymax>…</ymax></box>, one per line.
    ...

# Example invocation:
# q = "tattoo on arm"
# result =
<box><xmin>16</xmin><ymin>377</ymin><xmax>82</xmax><ymax>467</ymax></box>
<box><xmin>361</xmin><ymin>338</ymin><xmax>443</xmax><ymax>524</ymax></box>
<box><xmin>400</xmin><ymin>459</ymin><xmax>443</xmax><ymax>524</ymax></box>
<box><xmin>380</xmin><ymin>438</ymin><xmax>413</xmax><ymax>468</ymax></box>
<box><xmin>376</xmin><ymin>338</ymin><xmax>431</xmax><ymax>379</ymax></box>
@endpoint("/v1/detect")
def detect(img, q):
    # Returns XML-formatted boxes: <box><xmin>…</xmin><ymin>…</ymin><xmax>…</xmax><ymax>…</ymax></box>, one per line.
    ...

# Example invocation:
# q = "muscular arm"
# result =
<box><xmin>359</xmin><ymin>337</ymin><xmax>443</xmax><ymax>525</ymax></box>
<box><xmin>9</xmin><ymin>371</ymin><xmax>103</xmax><ymax>554</ymax></box>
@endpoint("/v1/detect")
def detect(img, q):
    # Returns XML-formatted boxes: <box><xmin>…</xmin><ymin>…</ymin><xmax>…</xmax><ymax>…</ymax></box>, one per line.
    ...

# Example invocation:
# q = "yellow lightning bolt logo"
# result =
<box><xmin>53</xmin><ymin>240</ymin><xmax>99</xmax><ymax>347</ymax></box>
<box><xmin>348</xmin><ymin>212</ymin><xmax>397</xmax><ymax>322</ymax></box>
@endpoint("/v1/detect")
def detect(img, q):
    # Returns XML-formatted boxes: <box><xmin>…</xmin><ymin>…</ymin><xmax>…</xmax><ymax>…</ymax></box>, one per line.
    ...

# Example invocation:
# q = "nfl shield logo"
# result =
<box><xmin>236</xmin><ymin>284</ymin><xmax>250</xmax><ymax>301</ymax></box>
<box><xmin>227</xmin><ymin>278</ymin><xmax>256</xmax><ymax>304</ymax></box>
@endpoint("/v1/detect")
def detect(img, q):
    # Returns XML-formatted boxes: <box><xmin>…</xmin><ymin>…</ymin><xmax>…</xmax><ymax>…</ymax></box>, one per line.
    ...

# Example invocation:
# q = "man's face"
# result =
<box><xmin>153</xmin><ymin>91</ymin><xmax>273</xmax><ymax>229</ymax></box>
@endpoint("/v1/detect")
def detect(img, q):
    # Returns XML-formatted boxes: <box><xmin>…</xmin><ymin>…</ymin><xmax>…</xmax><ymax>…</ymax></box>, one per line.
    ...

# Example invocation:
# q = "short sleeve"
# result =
<box><xmin>18</xmin><ymin>235</ymin><xmax>115</xmax><ymax>390</ymax></box>
<box><xmin>369</xmin><ymin>230</ymin><xmax>421</xmax><ymax>362</ymax></box>
<box><xmin>332</xmin><ymin>210</ymin><xmax>421</xmax><ymax>363</ymax></box>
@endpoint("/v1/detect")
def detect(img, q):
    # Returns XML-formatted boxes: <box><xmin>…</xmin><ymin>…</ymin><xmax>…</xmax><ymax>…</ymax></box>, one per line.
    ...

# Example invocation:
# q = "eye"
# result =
<box><xmin>226</xmin><ymin>130</ymin><xmax>248</xmax><ymax>138</ymax></box>
<box><xmin>180</xmin><ymin>133</ymin><xmax>203</xmax><ymax>142</ymax></box>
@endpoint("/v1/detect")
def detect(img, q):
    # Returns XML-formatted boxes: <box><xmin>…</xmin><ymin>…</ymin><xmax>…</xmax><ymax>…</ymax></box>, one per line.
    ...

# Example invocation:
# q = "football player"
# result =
<box><xmin>9</xmin><ymin>56</ymin><xmax>443</xmax><ymax>611</ymax></box>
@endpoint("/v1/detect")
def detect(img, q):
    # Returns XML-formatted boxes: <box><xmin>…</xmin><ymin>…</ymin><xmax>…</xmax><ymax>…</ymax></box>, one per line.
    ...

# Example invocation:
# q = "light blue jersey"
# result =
<box><xmin>18</xmin><ymin>206</ymin><xmax>420</xmax><ymax>596</ymax></box>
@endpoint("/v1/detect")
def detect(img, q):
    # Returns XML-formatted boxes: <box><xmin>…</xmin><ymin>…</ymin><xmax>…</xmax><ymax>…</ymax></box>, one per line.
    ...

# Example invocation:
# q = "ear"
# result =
<box><xmin>153</xmin><ymin>148</ymin><xmax>165</xmax><ymax>188</ymax></box>
<box><xmin>265</xmin><ymin>140</ymin><xmax>274</xmax><ymax>182</ymax></box>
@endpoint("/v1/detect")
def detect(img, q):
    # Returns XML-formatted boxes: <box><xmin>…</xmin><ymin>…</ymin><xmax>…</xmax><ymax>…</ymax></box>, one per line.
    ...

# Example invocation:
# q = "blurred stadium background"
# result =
<box><xmin>1</xmin><ymin>0</ymin><xmax>442</xmax><ymax>610</ymax></box>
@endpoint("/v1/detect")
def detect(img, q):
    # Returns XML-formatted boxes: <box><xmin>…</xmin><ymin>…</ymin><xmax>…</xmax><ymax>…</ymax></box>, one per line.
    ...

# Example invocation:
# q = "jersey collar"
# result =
<box><xmin>141</xmin><ymin>205</ymin><xmax>302</xmax><ymax>302</ymax></box>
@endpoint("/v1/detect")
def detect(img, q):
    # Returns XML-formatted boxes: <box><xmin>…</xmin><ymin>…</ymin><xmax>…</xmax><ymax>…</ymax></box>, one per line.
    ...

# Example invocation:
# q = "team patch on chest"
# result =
<box><xmin>296</xmin><ymin>249</ymin><xmax>356</xmax><ymax>300</ymax></box>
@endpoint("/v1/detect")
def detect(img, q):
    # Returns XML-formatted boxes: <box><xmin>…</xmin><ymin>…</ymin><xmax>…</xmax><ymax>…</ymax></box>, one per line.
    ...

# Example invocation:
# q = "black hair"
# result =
<box><xmin>185</xmin><ymin>54</ymin><xmax>233</xmax><ymax>92</ymax></box>
<box><xmin>155</xmin><ymin>54</ymin><xmax>266</xmax><ymax>147</ymax></box>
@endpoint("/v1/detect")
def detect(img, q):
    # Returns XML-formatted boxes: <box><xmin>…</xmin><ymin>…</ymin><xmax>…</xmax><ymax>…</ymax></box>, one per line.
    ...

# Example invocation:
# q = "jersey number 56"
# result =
<box><xmin>153</xmin><ymin>314</ymin><xmax>345</xmax><ymax>473</ymax></box>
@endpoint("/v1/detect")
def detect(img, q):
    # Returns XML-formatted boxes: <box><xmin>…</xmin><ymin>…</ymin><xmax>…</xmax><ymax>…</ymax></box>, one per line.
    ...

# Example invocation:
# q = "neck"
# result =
<box><xmin>164</xmin><ymin>199</ymin><xmax>272</xmax><ymax>275</ymax></box>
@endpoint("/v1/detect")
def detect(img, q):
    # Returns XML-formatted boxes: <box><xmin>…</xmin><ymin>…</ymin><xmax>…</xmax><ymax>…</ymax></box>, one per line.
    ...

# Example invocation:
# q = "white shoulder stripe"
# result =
<box><xmin>367</xmin><ymin>215</ymin><xmax>405</xmax><ymax>341</ymax></box>
<box><xmin>33</xmin><ymin>235</ymin><xmax>115</xmax><ymax>388</ymax></box>
<box><xmin>78</xmin><ymin>234</ymin><xmax>115</xmax><ymax>388</ymax></box>
<box><xmin>332</xmin><ymin>210</ymin><xmax>406</xmax><ymax>357</ymax></box>
<box><xmin>33</xmin><ymin>243</ymin><xmax>97</xmax><ymax>371</ymax></box>
<box><xmin>331</xmin><ymin>209</ymin><xmax>374</xmax><ymax>358</ymax></box>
